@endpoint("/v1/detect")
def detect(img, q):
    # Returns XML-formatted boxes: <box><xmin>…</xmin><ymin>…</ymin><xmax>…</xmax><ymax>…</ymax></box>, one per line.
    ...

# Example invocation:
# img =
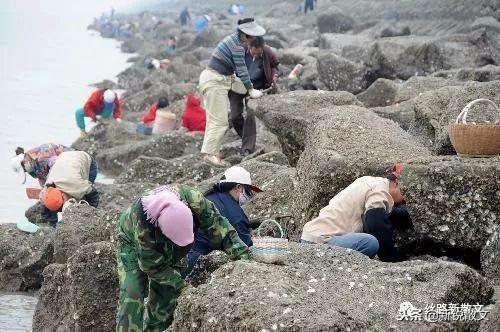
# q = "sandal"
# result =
<box><xmin>203</xmin><ymin>155</ymin><xmax>230</xmax><ymax>167</ymax></box>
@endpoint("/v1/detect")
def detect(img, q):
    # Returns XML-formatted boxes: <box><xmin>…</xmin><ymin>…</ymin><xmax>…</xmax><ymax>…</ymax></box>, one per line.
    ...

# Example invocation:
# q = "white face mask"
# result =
<box><xmin>238</xmin><ymin>189</ymin><xmax>250</xmax><ymax>206</ymax></box>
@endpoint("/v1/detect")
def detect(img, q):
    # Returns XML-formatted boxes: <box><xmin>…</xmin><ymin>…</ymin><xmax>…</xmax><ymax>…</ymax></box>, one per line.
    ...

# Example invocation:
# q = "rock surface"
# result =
<box><xmin>481</xmin><ymin>229</ymin><xmax>500</xmax><ymax>285</ymax></box>
<box><xmin>33</xmin><ymin>242</ymin><xmax>118</xmax><ymax>332</ymax></box>
<box><xmin>172</xmin><ymin>243</ymin><xmax>493</xmax><ymax>331</ymax></box>
<box><xmin>53</xmin><ymin>205</ymin><xmax>118</xmax><ymax>263</ymax></box>
<box><xmin>0</xmin><ymin>224</ymin><xmax>55</xmax><ymax>291</ymax></box>
<box><xmin>398</xmin><ymin>156</ymin><xmax>500</xmax><ymax>260</ymax></box>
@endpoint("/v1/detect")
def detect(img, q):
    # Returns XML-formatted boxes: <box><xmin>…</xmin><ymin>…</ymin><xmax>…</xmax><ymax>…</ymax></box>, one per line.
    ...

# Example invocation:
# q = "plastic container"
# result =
<box><xmin>152</xmin><ymin>111</ymin><xmax>176</xmax><ymax>134</ymax></box>
<box><xmin>26</xmin><ymin>187</ymin><xmax>41</xmax><ymax>199</ymax></box>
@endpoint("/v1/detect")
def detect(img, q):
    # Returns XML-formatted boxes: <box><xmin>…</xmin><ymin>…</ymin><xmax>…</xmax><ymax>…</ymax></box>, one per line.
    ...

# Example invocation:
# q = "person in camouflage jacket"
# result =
<box><xmin>116</xmin><ymin>184</ymin><xmax>250</xmax><ymax>332</ymax></box>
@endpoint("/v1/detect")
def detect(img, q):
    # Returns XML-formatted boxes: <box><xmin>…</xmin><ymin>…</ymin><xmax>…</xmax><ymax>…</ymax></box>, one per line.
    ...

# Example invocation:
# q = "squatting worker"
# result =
<box><xmin>301</xmin><ymin>162</ymin><xmax>411</xmax><ymax>262</ymax></box>
<box><xmin>75</xmin><ymin>89</ymin><xmax>122</xmax><ymax>136</ymax></box>
<box><xmin>116</xmin><ymin>185</ymin><xmax>250</xmax><ymax>331</ymax></box>
<box><xmin>199</xmin><ymin>17</ymin><xmax>266</xmax><ymax>166</ymax></box>
<box><xmin>39</xmin><ymin>151</ymin><xmax>99</xmax><ymax>225</ymax></box>
<box><xmin>228</xmin><ymin>36</ymin><xmax>279</xmax><ymax>155</ymax></box>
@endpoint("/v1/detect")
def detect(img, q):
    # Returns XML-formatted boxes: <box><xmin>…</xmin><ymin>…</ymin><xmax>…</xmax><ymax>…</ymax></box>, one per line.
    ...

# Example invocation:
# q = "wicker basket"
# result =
<box><xmin>449</xmin><ymin>99</ymin><xmax>500</xmax><ymax>157</ymax></box>
<box><xmin>252</xmin><ymin>220</ymin><xmax>288</xmax><ymax>265</ymax></box>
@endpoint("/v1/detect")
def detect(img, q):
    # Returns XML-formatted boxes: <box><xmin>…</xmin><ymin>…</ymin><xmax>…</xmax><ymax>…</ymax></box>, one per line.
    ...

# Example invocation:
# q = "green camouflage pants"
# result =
<box><xmin>116</xmin><ymin>241</ymin><xmax>183</xmax><ymax>332</ymax></box>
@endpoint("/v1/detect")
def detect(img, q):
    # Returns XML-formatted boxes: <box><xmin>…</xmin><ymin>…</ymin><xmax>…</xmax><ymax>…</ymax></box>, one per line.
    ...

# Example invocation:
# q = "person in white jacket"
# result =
<box><xmin>39</xmin><ymin>151</ymin><xmax>99</xmax><ymax>225</ymax></box>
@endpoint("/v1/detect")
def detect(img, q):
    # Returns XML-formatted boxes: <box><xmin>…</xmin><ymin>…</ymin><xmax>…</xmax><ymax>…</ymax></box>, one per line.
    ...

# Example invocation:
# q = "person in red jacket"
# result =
<box><xmin>142</xmin><ymin>97</ymin><xmax>169</xmax><ymax>127</ymax></box>
<box><xmin>181</xmin><ymin>94</ymin><xmax>206</xmax><ymax>132</ymax></box>
<box><xmin>75</xmin><ymin>89</ymin><xmax>122</xmax><ymax>136</ymax></box>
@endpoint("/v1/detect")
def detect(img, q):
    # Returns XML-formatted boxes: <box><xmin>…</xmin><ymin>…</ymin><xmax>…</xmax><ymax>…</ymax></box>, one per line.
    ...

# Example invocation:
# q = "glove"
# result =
<box><xmin>249</xmin><ymin>89</ymin><xmax>263</xmax><ymax>99</ymax></box>
<box><xmin>116</xmin><ymin>118</ymin><xmax>122</xmax><ymax>123</ymax></box>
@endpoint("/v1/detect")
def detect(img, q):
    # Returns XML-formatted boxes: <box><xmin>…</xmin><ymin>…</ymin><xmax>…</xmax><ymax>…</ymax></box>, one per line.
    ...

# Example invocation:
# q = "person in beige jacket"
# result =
<box><xmin>39</xmin><ymin>150</ymin><xmax>99</xmax><ymax>225</ymax></box>
<box><xmin>301</xmin><ymin>173</ymin><xmax>409</xmax><ymax>262</ymax></box>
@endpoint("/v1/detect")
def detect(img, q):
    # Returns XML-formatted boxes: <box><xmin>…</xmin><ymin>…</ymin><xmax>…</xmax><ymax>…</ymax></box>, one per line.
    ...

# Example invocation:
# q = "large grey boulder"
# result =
<box><xmin>72</xmin><ymin>121</ymin><xmax>148</xmax><ymax>157</ymax></box>
<box><xmin>316</xmin><ymin>52</ymin><xmax>369</xmax><ymax>93</ymax></box>
<box><xmin>95</xmin><ymin>132</ymin><xmax>203</xmax><ymax>175</ymax></box>
<box><xmin>399</xmin><ymin>156</ymin><xmax>500</xmax><ymax>253</ymax></box>
<box><xmin>406</xmin><ymin>80</ymin><xmax>500</xmax><ymax>154</ymax></box>
<box><xmin>172</xmin><ymin>243</ymin><xmax>493</xmax><ymax>331</ymax></box>
<box><xmin>251</xmin><ymin>90</ymin><xmax>361</xmax><ymax>165</ymax></box>
<box><xmin>317</xmin><ymin>11</ymin><xmax>355</xmax><ymax>33</ymax></box>
<box><xmin>96</xmin><ymin>182</ymin><xmax>156</xmax><ymax>211</ymax></box>
<box><xmin>357</xmin><ymin>78</ymin><xmax>399</xmax><ymax>107</ymax></box>
<box><xmin>116</xmin><ymin>154</ymin><xmax>227</xmax><ymax>185</ymax></box>
<box><xmin>0</xmin><ymin>224</ymin><xmax>55</xmax><ymax>291</ymax></box>
<box><xmin>33</xmin><ymin>242</ymin><xmax>118</xmax><ymax>332</ymax></box>
<box><xmin>54</xmin><ymin>205</ymin><xmax>118</xmax><ymax>263</ymax></box>
<box><xmin>293</xmin><ymin>105</ymin><xmax>431</xmax><ymax>238</ymax></box>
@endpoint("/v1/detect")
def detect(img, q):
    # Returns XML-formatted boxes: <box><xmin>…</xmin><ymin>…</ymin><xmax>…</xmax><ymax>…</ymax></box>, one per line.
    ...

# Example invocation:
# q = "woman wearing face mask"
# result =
<box><xmin>184</xmin><ymin>166</ymin><xmax>262</xmax><ymax>276</ymax></box>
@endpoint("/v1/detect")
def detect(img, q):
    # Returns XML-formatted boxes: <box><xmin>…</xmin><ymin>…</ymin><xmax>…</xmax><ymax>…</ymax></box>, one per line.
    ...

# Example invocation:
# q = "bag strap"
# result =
<box><xmin>456</xmin><ymin>99</ymin><xmax>500</xmax><ymax>124</ymax></box>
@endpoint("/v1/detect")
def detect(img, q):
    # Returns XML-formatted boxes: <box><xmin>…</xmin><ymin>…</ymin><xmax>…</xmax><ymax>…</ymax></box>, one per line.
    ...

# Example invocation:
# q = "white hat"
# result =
<box><xmin>151</xmin><ymin>59</ymin><xmax>161</xmax><ymax>69</ymax></box>
<box><xmin>238</xmin><ymin>21</ymin><xmax>266</xmax><ymax>37</ymax></box>
<box><xmin>204</xmin><ymin>15</ymin><xmax>211</xmax><ymax>22</ymax></box>
<box><xmin>103</xmin><ymin>89</ymin><xmax>116</xmax><ymax>103</ymax></box>
<box><xmin>220</xmin><ymin>166</ymin><xmax>262</xmax><ymax>192</ymax></box>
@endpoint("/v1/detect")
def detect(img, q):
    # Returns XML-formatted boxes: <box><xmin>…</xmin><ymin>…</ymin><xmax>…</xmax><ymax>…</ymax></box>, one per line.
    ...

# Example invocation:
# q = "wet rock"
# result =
<box><xmin>191</xmin><ymin>28</ymin><xmax>223</xmax><ymax>48</ymax></box>
<box><xmin>371</xmin><ymin>100</ymin><xmax>416</xmax><ymax>131</ymax></box>
<box><xmin>116</xmin><ymin>154</ymin><xmax>227</xmax><ymax>185</ymax></box>
<box><xmin>72</xmin><ymin>121</ymin><xmax>148</xmax><ymax>157</ymax></box>
<box><xmin>95</xmin><ymin>131</ymin><xmax>203</xmax><ymax>175</ymax></box>
<box><xmin>0</xmin><ymin>224</ymin><xmax>55</xmax><ymax>291</ymax></box>
<box><xmin>480</xmin><ymin>304</ymin><xmax>499</xmax><ymax>332</ymax></box>
<box><xmin>293</xmin><ymin>105</ymin><xmax>431</xmax><ymax>237</ymax></box>
<box><xmin>406</xmin><ymin>80</ymin><xmax>500</xmax><ymax>154</ymax></box>
<box><xmin>172</xmin><ymin>243</ymin><xmax>493</xmax><ymax>331</ymax></box>
<box><xmin>379</xmin><ymin>25</ymin><xmax>411</xmax><ymax>38</ymax></box>
<box><xmin>399</xmin><ymin>156</ymin><xmax>500</xmax><ymax>253</ymax></box>
<box><xmin>317</xmin><ymin>10</ymin><xmax>355</xmax><ymax>33</ymax></box>
<box><xmin>251</xmin><ymin>90</ymin><xmax>361</xmax><ymax>165</ymax></box>
<box><xmin>481</xmin><ymin>229</ymin><xmax>500</xmax><ymax>285</ymax></box>
<box><xmin>54</xmin><ymin>205</ymin><xmax>118</xmax><ymax>263</ymax></box>
<box><xmin>316</xmin><ymin>51</ymin><xmax>369</xmax><ymax>93</ymax></box>
<box><xmin>33</xmin><ymin>242</ymin><xmax>118</xmax><ymax>331</ymax></box>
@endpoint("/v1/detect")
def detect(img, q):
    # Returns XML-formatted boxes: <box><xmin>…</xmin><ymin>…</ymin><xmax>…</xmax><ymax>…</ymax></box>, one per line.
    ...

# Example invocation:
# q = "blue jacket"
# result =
<box><xmin>195</xmin><ymin>16</ymin><xmax>209</xmax><ymax>33</ymax></box>
<box><xmin>192</xmin><ymin>191</ymin><xmax>253</xmax><ymax>253</ymax></box>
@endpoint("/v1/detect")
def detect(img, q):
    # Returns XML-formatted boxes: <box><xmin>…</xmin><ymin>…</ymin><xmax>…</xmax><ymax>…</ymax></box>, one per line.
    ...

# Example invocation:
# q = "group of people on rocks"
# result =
<box><xmin>10</xmin><ymin>14</ymin><xmax>414</xmax><ymax>332</ymax></box>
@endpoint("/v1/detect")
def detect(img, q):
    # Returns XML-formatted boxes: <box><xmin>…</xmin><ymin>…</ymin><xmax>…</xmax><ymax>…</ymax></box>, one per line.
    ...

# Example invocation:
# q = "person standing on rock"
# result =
<box><xmin>179</xmin><ymin>6</ymin><xmax>190</xmax><ymax>26</ymax></box>
<box><xmin>11</xmin><ymin>143</ymin><xmax>73</xmax><ymax>186</ymax></box>
<box><xmin>199</xmin><ymin>18</ymin><xmax>266</xmax><ymax>166</ymax></box>
<box><xmin>115</xmin><ymin>185</ymin><xmax>250</xmax><ymax>331</ymax></box>
<box><xmin>304</xmin><ymin>0</ymin><xmax>316</xmax><ymax>13</ymax></box>
<box><xmin>229</xmin><ymin>36</ymin><xmax>279</xmax><ymax>155</ymax></box>
<box><xmin>39</xmin><ymin>151</ymin><xmax>99</xmax><ymax>225</ymax></box>
<box><xmin>301</xmin><ymin>162</ymin><xmax>410</xmax><ymax>262</ymax></box>
<box><xmin>184</xmin><ymin>166</ymin><xmax>262</xmax><ymax>276</ymax></box>
<box><xmin>75</xmin><ymin>89</ymin><xmax>122</xmax><ymax>136</ymax></box>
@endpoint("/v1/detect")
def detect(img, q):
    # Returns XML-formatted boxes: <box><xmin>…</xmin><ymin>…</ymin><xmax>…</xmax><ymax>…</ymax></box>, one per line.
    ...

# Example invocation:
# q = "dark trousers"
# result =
<box><xmin>304</xmin><ymin>0</ymin><xmax>314</xmax><ymax>13</ymax></box>
<box><xmin>228</xmin><ymin>91</ymin><xmax>256</xmax><ymax>153</ymax></box>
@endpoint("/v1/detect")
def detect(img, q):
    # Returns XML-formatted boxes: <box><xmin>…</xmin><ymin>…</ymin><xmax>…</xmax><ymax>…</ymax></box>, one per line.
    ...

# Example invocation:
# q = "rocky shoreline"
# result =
<box><xmin>1</xmin><ymin>0</ymin><xmax>499</xmax><ymax>330</ymax></box>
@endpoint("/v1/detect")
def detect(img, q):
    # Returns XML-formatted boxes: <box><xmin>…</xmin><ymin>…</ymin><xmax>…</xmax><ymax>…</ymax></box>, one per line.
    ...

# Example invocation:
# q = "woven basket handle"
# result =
<box><xmin>456</xmin><ymin>99</ymin><xmax>500</xmax><ymax>124</ymax></box>
<box><xmin>257</xmin><ymin>219</ymin><xmax>284</xmax><ymax>238</ymax></box>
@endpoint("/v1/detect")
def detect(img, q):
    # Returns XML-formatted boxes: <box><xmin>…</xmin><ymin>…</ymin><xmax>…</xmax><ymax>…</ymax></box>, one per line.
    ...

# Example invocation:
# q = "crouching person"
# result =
<box><xmin>39</xmin><ymin>151</ymin><xmax>99</xmax><ymax>225</ymax></box>
<box><xmin>301</xmin><ymin>166</ymin><xmax>409</xmax><ymax>262</ymax></box>
<box><xmin>116</xmin><ymin>185</ymin><xmax>250</xmax><ymax>331</ymax></box>
<box><xmin>185</xmin><ymin>166</ymin><xmax>262</xmax><ymax>276</ymax></box>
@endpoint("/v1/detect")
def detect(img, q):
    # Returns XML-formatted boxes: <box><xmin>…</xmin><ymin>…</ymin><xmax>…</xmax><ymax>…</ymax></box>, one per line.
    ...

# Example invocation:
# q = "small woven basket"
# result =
<box><xmin>449</xmin><ymin>99</ymin><xmax>500</xmax><ymax>157</ymax></box>
<box><xmin>252</xmin><ymin>220</ymin><xmax>288</xmax><ymax>265</ymax></box>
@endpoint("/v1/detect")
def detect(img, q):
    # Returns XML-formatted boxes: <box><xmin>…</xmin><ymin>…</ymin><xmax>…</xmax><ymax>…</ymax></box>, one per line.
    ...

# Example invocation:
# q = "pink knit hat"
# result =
<box><xmin>141</xmin><ymin>189</ymin><xmax>194</xmax><ymax>246</ymax></box>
